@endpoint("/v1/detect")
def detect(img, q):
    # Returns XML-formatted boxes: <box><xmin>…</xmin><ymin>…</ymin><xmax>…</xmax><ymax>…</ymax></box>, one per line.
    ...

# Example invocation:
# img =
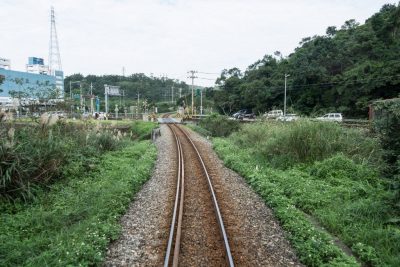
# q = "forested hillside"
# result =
<box><xmin>212</xmin><ymin>3</ymin><xmax>400</xmax><ymax>118</ymax></box>
<box><xmin>65</xmin><ymin>73</ymin><xmax>189</xmax><ymax>106</ymax></box>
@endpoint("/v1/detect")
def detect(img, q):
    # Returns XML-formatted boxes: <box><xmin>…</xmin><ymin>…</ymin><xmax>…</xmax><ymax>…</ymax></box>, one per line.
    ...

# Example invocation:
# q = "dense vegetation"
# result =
<box><xmin>0</xmin><ymin>118</ymin><xmax>155</xmax><ymax>201</ymax></box>
<box><xmin>64</xmin><ymin>73</ymin><xmax>190</xmax><ymax>111</ymax></box>
<box><xmin>0</xmin><ymin>142</ymin><xmax>156</xmax><ymax>266</ymax></box>
<box><xmin>0</xmin><ymin>120</ymin><xmax>157</xmax><ymax>266</ymax></box>
<box><xmin>211</xmin><ymin>3</ymin><xmax>400</xmax><ymax>118</ymax></box>
<box><xmin>208</xmin><ymin>121</ymin><xmax>399</xmax><ymax>266</ymax></box>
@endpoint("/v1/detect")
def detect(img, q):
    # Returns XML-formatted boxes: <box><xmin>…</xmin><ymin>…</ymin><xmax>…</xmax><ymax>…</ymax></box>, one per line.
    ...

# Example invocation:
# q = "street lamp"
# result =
<box><xmin>284</xmin><ymin>74</ymin><xmax>290</xmax><ymax>116</ymax></box>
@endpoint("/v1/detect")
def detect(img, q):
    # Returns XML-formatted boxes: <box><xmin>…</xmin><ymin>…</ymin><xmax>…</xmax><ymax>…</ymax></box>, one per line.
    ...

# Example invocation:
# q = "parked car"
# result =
<box><xmin>232</xmin><ymin>109</ymin><xmax>255</xmax><ymax>119</ymax></box>
<box><xmin>264</xmin><ymin>109</ymin><xmax>283</xmax><ymax>119</ymax></box>
<box><xmin>316</xmin><ymin>113</ymin><xmax>343</xmax><ymax>122</ymax></box>
<box><xmin>237</xmin><ymin>111</ymin><xmax>256</xmax><ymax>120</ymax></box>
<box><xmin>276</xmin><ymin>113</ymin><xmax>299</xmax><ymax>122</ymax></box>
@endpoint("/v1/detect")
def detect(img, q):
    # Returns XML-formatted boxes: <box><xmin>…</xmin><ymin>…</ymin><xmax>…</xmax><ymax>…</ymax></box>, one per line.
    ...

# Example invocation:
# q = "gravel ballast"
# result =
<box><xmin>104</xmin><ymin>124</ymin><xmax>302</xmax><ymax>266</ymax></box>
<box><xmin>104</xmin><ymin>125</ymin><xmax>176</xmax><ymax>267</ymax></box>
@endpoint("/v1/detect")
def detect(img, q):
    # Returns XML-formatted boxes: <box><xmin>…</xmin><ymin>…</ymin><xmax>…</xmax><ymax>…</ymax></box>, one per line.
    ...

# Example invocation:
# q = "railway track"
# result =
<box><xmin>164</xmin><ymin>123</ymin><xmax>234</xmax><ymax>267</ymax></box>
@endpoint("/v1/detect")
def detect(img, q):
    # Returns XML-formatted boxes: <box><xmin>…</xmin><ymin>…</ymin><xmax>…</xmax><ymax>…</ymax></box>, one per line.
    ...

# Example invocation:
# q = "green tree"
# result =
<box><xmin>212</xmin><ymin>3</ymin><xmax>400</xmax><ymax>117</ymax></box>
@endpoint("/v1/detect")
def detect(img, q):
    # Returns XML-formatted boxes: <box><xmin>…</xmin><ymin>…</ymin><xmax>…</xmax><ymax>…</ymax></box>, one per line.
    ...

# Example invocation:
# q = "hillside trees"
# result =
<box><xmin>64</xmin><ymin>73</ymin><xmax>189</xmax><ymax>107</ymax></box>
<box><xmin>213</xmin><ymin>3</ymin><xmax>400</xmax><ymax>117</ymax></box>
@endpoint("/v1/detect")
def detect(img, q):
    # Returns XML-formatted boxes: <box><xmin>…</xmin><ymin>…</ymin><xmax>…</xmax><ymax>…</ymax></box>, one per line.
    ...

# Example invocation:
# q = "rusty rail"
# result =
<box><xmin>163</xmin><ymin>123</ymin><xmax>234</xmax><ymax>267</ymax></box>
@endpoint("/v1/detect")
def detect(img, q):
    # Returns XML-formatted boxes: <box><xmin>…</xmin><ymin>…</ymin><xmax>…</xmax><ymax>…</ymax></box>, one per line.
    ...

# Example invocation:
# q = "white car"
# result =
<box><xmin>316</xmin><ymin>113</ymin><xmax>343</xmax><ymax>122</ymax></box>
<box><xmin>276</xmin><ymin>114</ymin><xmax>299</xmax><ymax>122</ymax></box>
<box><xmin>264</xmin><ymin>109</ymin><xmax>283</xmax><ymax>119</ymax></box>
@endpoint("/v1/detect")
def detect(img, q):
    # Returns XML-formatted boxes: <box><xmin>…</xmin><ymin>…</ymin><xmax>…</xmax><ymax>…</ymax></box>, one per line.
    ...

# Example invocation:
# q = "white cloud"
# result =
<box><xmin>1</xmin><ymin>0</ymin><xmax>397</xmax><ymax>86</ymax></box>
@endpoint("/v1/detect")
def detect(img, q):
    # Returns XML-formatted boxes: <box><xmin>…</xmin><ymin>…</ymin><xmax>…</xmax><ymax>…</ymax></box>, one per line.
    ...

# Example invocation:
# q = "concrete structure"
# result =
<box><xmin>0</xmin><ymin>57</ymin><xmax>63</xmax><ymax>101</ymax></box>
<box><xmin>0</xmin><ymin>58</ymin><xmax>11</xmax><ymax>70</ymax></box>
<box><xmin>26</xmin><ymin>57</ymin><xmax>50</xmax><ymax>75</ymax></box>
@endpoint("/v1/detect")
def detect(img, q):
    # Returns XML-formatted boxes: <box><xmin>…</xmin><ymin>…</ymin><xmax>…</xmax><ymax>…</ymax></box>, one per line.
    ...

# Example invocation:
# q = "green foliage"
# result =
<box><xmin>213</xmin><ymin>4</ymin><xmax>400</xmax><ymax>117</ymax></box>
<box><xmin>230</xmin><ymin>121</ymin><xmax>383</xmax><ymax>169</ymax></box>
<box><xmin>187</xmin><ymin>124</ymin><xmax>212</xmax><ymax>137</ymax></box>
<box><xmin>372</xmin><ymin>98</ymin><xmax>400</xmax><ymax>169</ymax></box>
<box><xmin>213</xmin><ymin>123</ymin><xmax>399</xmax><ymax>266</ymax></box>
<box><xmin>213</xmin><ymin>139</ymin><xmax>359</xmax><ymax>266</ymax></box>
<box><xmin>64</xmin><ymin>73</ymin><xmax>189</xmax><ymax>110</ymax></box>
<box><xmin>0</xmin><ymin>141</ymin><xmax>156</xmax><ymax>266</ymax></box>
<box><xmin>0</xmin><ymin>121</ymin><xmax>150</xmax><ymax>201</ymax></box>
<box><xmin>199</xmin><ymin>113</ymin><xmax>240</xmax><ymax>137</ymax></box>
<box><xmin>129</xmin><ymin>121</ymin><xmax>157</xmax><ymax>140</ymax></box>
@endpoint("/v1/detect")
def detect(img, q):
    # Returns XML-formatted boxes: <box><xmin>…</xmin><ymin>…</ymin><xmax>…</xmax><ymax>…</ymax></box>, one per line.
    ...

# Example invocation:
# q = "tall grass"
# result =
<box><xmin>230</xmin><ymin>120</ymin><xmax>383</xmax><ymax>169</ymax></box>
<box><xmin>0</xmin><ymin>120</ymin><xmax>153</xmax><ymax>202</ymax></box>
<box><xmin>213</xmin><ymin>121</ymin><xmax>399</xmax><ymax>266</ymax></box>
<box><xmin>0</xmin><ymin>141</ymin><xmax>157</xmax><ymax>266</ymax></box>
<box><xmin>199</xmin><ymin>113</ymin><xmax>240</xmax><ymax>137</ymax></box>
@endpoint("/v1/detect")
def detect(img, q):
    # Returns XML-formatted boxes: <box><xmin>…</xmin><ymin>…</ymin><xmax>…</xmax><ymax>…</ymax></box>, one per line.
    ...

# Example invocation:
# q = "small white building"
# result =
<box><xmin>0</xmin><ymin>97</ymin><xmax>19</xmax><ymax>111</ymax></box>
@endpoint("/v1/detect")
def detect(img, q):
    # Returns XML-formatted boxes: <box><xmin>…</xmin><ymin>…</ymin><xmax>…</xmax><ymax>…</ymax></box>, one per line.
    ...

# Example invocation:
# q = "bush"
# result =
<box><xmin>199</xmin><ymin>113</ymin><xmax>240</xmax><ymax>137</ymax></box>
<box><xmin>0</xmin><ymin>122</ymin><xmax>139</xmax><ymax>201</ymax></box>
<box><xmin>130</xmin><ymin>121</ymin><xmax>157</xmax><ymax>140</ymax></box>
<box><xmin>0</xmin><ymin>141</ymin><xmax>157</xmax><ymax>266</ymax></box>
<box><xmin>213</xmin><ymin>123</ymin><xmax>399</xmax><ymax>266</ymax></box>
<box><xmin>213</xmin><ymin>138</ymin><xmax>359</xmax><ymax>266</ymax></box>
<box><xmin>230</xmin><ymin>120</ymin><xmax>383</xmax><ymax>169</ymax></box>
<box><xmin>1</xmin><ymin>125</ymin><xmax>72</xmax><ymax>201</ymax></box>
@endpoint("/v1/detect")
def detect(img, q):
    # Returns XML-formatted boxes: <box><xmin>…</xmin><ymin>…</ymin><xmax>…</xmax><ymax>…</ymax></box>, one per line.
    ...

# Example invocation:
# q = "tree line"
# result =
<box><xmin>64</xmin><ymin>73</ymin><xmax>189</xmax><ymax>109</ymax></box>
<box><xmin>211</xmin><ymin>3</ymin><xmax>400</xmax><ymax>118</ymax></box>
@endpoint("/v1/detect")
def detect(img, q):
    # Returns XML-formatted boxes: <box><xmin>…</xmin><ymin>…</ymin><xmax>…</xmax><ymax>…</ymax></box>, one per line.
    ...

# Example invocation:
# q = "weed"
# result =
<box><xmin>199</xmin><ymin>113</ymin><xmax>240</xmax><ymax>137</ymax></box>
<box><xmin>212</xmin><ymin>121</ymin><xmax>399</xmax><ymax>266</ymax></box>
<box><xmin>230</xmin><ymin>120</ymin><xmax>384</xmax><ymax>170</ymax></box>
<box><xmin>0</xmin><ymin>141</ymin><xmax>157</xmax><ymax>266</ymax></box>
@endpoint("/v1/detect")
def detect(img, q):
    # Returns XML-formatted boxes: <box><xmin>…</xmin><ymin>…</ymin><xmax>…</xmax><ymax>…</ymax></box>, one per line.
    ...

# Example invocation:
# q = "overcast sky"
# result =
<box><xmin>1</xmin><ymin>0</ymin><xmax>397</xmax><ymax>86</ymax></box>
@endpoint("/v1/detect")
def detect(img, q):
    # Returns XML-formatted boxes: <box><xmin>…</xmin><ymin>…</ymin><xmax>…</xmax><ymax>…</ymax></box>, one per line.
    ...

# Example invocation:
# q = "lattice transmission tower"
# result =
<box><xmin>48</xmin><ymin>6</ymin><xmax>62</xmax><ymax>75</ymax></box>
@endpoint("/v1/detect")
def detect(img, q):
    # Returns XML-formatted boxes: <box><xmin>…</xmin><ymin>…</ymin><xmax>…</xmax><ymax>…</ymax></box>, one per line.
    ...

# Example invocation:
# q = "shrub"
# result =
<box><xmin>0</xmin><ymin>122</ymin><xmax>138</xmax><ymax>202</ymax></box>
<box><xmin>199</xmin><ymin>113</ymin><xmax>240</xmax><ymax>137</ymax></box>
<box><xmin>0</xmin><ymin>125</ymin><xmax>71</xmax><ymax>201</ymax></box>
<box><xmin>230</xmin><ymin>120</ymin><xmax>383</xmax><ymax>169</ymax></box>
<box><xmin>130</xmin><ymin>121</ymin><xmax>157</xmax><ymax>140</ymax></box>
<box><xmin>0</xmin><ymin>141</ymin><xmax>157</xmax><ymax>266</ymax></box>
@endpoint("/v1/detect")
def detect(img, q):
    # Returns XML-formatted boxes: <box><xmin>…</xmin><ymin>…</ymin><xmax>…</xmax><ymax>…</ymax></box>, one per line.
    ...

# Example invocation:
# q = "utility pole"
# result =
<box><xmin>179</xmin><ymin>88</ymin><xmax>182</xmax><ymax>98</ymax></box>
<box><xmin>80</xmin><ymin>82</ymin><xmax>83</xmax><ymax>111</ymax></box>
<box><xmin>105</xmin><ymin>85</ymin><xmax>109</xmax><ymax>114</ymax></box>
<box><xmin>284</xmin><ymin>73</ymin><xmax>290</xmax><ymax>116</ymax></box>
<box><xmin>90</xmin><ymin>82</ymin><xmax>94</xmax><ymax>113</ymax></box>
<box><xmin>137</xmin><ymin>91</ymin><xmax>140</xmax><ymax>113</ymax></box>
<box><xmin>200</xmin><ymin>89</ymin><xmax>203</xmax><ymax>115</ymax></box>
<box><xmin>171</xmin><ymin>85</ymin><xmax>174</xmax><ymax>104</ymax></box>
<box><xmin>187</xmin><ymin>70</ymin><xmax>198</xmax><ymax>115</ymax></box>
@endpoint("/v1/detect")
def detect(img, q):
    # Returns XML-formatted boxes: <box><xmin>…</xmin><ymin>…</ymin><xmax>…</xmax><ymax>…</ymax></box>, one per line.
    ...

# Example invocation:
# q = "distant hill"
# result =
<box><xmin>64</xmin><ymin>73</ymin><xmax>189</xmax><ymax>105</ymax></box>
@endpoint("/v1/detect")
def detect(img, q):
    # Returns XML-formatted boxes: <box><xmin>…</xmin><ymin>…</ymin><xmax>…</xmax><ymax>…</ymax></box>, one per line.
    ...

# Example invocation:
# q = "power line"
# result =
<box><xmin>198</xmin><ymin>77</ymin><xmax>216</xmax><ymax>81</ymax></box>
<box><xmin>224</xmin><ymin>73</ymin><xmax>400</xmax><ymax>94</ymax></box>
<box><xmin>198</xmin><ymin>71</ymin><xmax>220</xmax><ymax>75</ymax></box>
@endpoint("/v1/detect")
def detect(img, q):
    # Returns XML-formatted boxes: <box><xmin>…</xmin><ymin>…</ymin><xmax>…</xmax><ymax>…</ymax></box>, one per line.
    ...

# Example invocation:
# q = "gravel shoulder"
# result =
<box><xmin>103</xmin><ymin>125</ymin><xmax>176</xmax><ymax>267</ymax></box>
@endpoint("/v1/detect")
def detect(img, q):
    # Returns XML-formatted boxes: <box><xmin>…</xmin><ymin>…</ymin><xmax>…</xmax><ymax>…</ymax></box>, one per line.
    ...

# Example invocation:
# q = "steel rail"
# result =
<box><xmin>164</xmin><ymin>124</ymin><xmax>184</xmax><ymax>267</ymax></box>
<box><xmin>174</xmin><ymin>125</ymin><xmax>235</xmax><ymax>267</ymax></box>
